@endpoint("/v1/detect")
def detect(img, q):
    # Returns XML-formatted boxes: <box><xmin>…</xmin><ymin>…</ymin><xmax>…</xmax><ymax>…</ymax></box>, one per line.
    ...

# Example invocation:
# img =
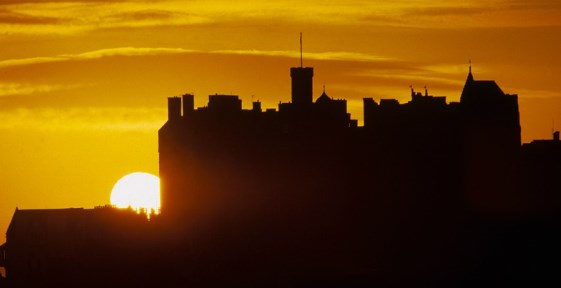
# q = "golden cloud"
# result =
<box><xmin>1</xmin><ymin>0</ymin><xmax>560</xmax><ymax>37</ymax></box>
<box><xmin>0</xmin><ymin>47</ymin><xmax>194</xmax><ymax>68</ymax></box>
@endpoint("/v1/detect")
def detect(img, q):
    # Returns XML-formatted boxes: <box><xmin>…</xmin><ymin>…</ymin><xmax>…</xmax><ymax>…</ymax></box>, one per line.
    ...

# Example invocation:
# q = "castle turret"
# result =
<box><xmin>182</xmin><ymin>94</ymin><xmax>194</xmax><ymax>117</ymax></box>
<box><xmin>459</xmin><ymin>64</ymin><xmax>521</xmax><ymax>146</ymax></box>
<box><xmin>291</xmin><ymin>33</ymin><xmax>313</xmax><ymax>107</ymax></box>
<box><xmin>167</xmin><ymin>97</ymin><xmax>181</xmax><ymax>120</ymax></box>
<box><xmin>291</xmin><ymin>67</ymin><xmax>314</xmax><ymax>107</ymax></box>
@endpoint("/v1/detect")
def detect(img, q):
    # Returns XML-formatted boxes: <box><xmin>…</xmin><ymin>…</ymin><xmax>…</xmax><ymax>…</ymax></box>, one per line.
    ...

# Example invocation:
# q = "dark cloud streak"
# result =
<box><xmin>402</xmin><ymin>6</ymin><xmax>489</xmax><ymax>17</ymax></box>
<box><xmin>114</xmin><ymin>9</ymin><xmax>176</xmax><ymax>21</ymax></box>
<box><xmin>505</xmin><ymin>0</ymin><xmax>561</xmax><ymax>10</ymax></box>
<box><xmin>0</xmin><ymin>7</ymin><xmax>59</xmax><ymax>24</ymax></box>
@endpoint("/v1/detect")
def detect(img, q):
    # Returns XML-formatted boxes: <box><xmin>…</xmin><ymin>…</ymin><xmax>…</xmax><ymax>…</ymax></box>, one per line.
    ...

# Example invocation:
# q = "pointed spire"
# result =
<box><xmin>317</xmin><ymin>84</ymin><xmax>331</xmax><ymax>103</ymax></box>
<box><xmin>424</xmin><ymin>85</ymin><xmax>428</xmax><ymax>97</ymax></box>
<box><xmin>466</xmin><ymin>59</ymin><xmax>474</xmax><ymax>82</ymax></box>
<box><xmin>461</xmin><ymin>60</ymin><xmax>474</xmax><ymax>103</ymax></box>
<box><xmin>320</xmin><ymin>84</ymin><xmax>328</xmax><ymax>97</ymax></box>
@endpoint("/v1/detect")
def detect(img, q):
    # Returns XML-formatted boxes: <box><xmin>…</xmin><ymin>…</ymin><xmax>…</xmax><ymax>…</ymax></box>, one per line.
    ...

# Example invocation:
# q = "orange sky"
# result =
<box><xmin>1</xmin><ymin>0</ymin><xmax>561</xmax><ymax>240</ymax></box>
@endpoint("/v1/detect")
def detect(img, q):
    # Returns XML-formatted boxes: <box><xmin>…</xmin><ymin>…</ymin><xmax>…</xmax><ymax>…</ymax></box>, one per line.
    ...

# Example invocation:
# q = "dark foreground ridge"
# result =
<box><xmin>1</xmin><ymin>63</ymin><xmax>561</xmax><ymax>288</ymax></box>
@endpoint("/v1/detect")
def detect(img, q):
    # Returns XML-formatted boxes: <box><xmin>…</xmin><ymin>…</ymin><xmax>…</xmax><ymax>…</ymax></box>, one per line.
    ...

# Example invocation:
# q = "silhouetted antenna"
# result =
<box><xmin>469</xmin><ymin>59</ymin><xmax>472</xmax><ymax>74</ymax></box>
<box><xmin>300</xmin><ymin>32</ymin><xmax>303</xmax><ymax>68</ymax></box>
<box><xmin>424</xmin><ymin>85</ymin><xmax>428</xmax><ymax>96</ymax></box>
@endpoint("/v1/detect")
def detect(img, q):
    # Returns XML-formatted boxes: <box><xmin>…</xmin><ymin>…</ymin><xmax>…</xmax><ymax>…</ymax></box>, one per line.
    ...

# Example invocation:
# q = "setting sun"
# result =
<box><xmin>110</xmin><ymin>172</ymin><xmax>160</xmax><ymax>215</ymax></box>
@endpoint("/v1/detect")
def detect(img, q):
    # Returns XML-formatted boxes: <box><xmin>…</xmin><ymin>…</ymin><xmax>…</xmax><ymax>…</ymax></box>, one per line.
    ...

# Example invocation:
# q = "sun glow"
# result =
<box><xmin>110</xmin><ymin>172</ymin><xmax>160</xmax><ymax>216</ymax></box>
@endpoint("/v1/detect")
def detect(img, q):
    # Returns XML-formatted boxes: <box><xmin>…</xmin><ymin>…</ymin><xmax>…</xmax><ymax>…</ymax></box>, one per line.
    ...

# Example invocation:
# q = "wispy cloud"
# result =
<box><xmin>0</xmin><ymin>7</ymin><xmax>59</xmax><ymax>24</ymax></box>
<box><xmin>372</xmin><ymin>1</ymin><xmax>561</xmax><ymax>28</ymax></box>
<box><xmin>77</xmin><ymin>47</ymin><xmax>191</xmax><ymax>59</ymax></box>
<box><xmin>0</xmin><ymin>0</ymin><xmax>128</xmax><ymax>3</ymax></box>
<box><xmin>1</xmin><ymin>1</ymin><xmax>560</xmax><ymax>37</ymax></box>
<box><xmin>0</xmin><ymin>47</ymin><xmax>395</xmax><ymax>69</ymax></box>
<box><xmin>211</xmin><ymin>50</ymin><xmax>393</xmax><ymax>63</ymax></box>
<box><xmin>0</xmin><ymin>82</ymin><xmax>82</xmax><ymax>97</ymax></box>
<box><xmin>0</xmin><ymin>106</ymin><xmax>165</xmax><ymax>132</ymax></box>
<box><xmin>402</xmin><ymin>5</ymin><xmax>489</xmax><ymax>17</ymax></box>
<box><xmin>0</xmin><ymin>2</ymin><xmax>212</xmax><ymax>35</ymax></box>
<box><xmin>508</xmin><ymin>88</ymin><xmax>561</xmax><ymax>100</ymax></box>
<box><xmin>504</xmin><ymin>0</ymin><xmax>561</xmax><ymax>10</ymax></box>
<box><xmin>0</xmin><ymin>47</ymin><xmax>193</xmax><ymax>68</ymax></box>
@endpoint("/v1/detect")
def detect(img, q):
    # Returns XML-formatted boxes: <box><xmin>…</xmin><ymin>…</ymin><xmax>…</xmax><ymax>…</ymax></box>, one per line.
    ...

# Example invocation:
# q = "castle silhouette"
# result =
<box><xmin>1</xmin><ymin>59</ymin><xmax>560</xmax><ymax>288</ymax></box>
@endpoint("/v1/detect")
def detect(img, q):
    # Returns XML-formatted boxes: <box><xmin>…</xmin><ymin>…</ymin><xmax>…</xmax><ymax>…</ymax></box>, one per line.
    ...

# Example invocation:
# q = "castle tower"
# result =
<box><xmin>291</xmin><ymin>33</ymin><xmax>313</xmax><ymax>107</ymax></box>
<box><xmin>167</xmin><ymin>97</ymin><xmax>181</xmax><ymax>120</ymax></box>
<box><xmin>291</xmin><ymin>67</ymin><xmax>314</xmax><ymax>106</ymax></box>
<box><xmin>182</xmin><ymin>94</ymin><xmax>194</xmax><ymax>117</ymax></box>
<box><xmin>460</xmin><ymin>63</ymin><xmax>521</xmax><ymax>144</ymax></box>
<box><xmin>459</xmin><ymin>63</ymin><xmax>521</xmax><ymax>147</ymax></box>
<box><xmin>458</xmin><ymin>64</ymin><xmax>521</xmax><ymax>214</ymax></box>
